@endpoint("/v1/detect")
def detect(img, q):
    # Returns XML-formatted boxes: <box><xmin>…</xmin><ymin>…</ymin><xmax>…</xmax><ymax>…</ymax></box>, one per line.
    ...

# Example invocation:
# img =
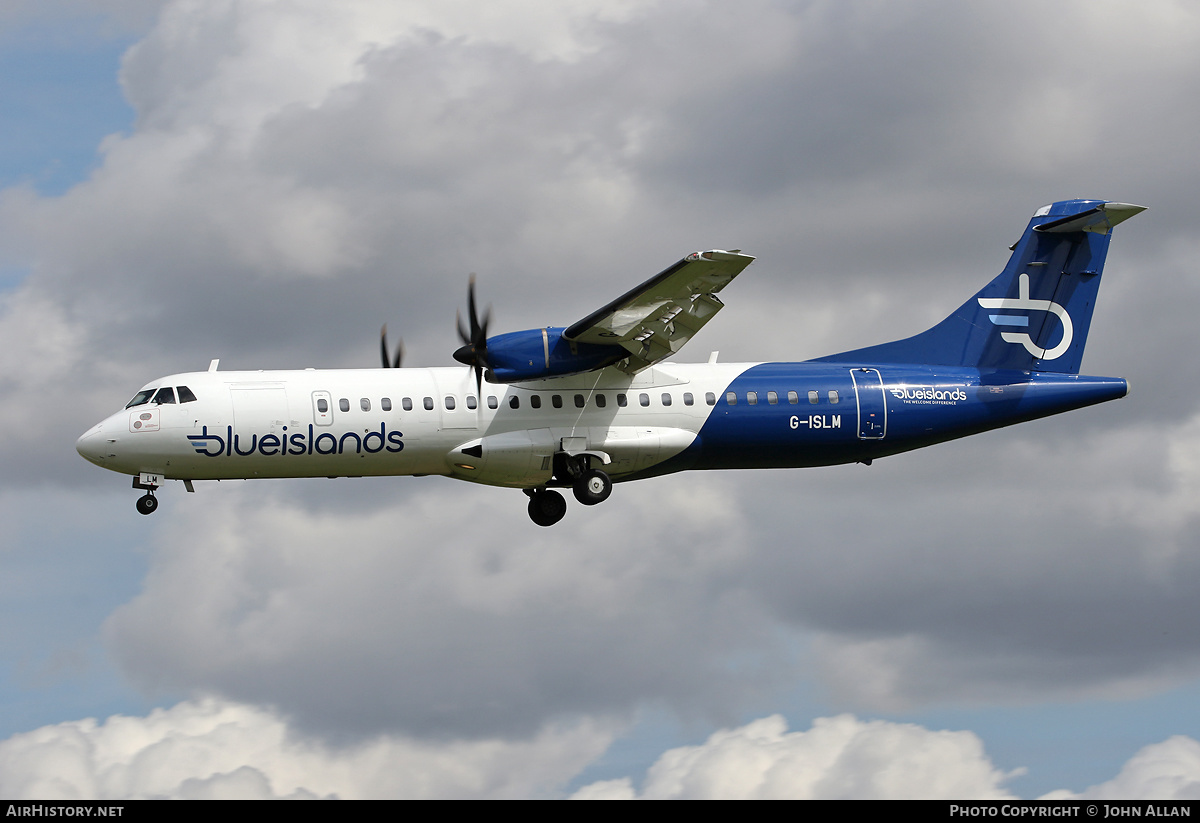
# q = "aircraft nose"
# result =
<box><xmin>75</xmin><ymin>425</ymin><xmax>109</xmax><ymax>466</ymax></box>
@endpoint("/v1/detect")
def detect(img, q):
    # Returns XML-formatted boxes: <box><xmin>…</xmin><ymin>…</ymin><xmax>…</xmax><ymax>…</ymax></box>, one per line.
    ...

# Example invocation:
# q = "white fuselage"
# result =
<box><xmin>75</xmin><ymin>362</ymin><xmax>754</xmax><ymax>489</ymax></box>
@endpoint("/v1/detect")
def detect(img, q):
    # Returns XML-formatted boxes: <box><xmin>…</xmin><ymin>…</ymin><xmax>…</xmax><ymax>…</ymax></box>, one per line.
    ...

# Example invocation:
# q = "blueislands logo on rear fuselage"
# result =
<box><xmin>889</xmin><ymin>386</ymin><xmax>967</xmax><ymax>404</ymax></box>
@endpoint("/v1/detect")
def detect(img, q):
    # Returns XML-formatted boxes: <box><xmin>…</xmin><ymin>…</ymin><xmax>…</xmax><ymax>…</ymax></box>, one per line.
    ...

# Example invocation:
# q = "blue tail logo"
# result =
<box><xmin>977</xmin><ymin>273</ymin><xmax>1073</xmax><ymax>361</ymax></box>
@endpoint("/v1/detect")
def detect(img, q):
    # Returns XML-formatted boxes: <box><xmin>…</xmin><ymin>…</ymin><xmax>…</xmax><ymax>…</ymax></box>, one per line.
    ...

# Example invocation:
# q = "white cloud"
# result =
<box><xmin>1042</xmin><ymin>736</ymin><xmax>1200</xmax><ymax>801</ymax></box>
<box><xmin>574</xmin><ymin>714</ymin><xmax>1200</xmax><ymax>801</ymax></box>
<box><xmin>0</xmin><ymin>697</ymin><xmax>614</xmax><ymax>799</ymax></box>
<box><xmin>6</xmin><ymin>702</ymin><xmax>1198</xmax><ymax>800</ymax></box>
<box><xmin>572</xmin><ymin>714</ymin><xmax>1018</xmax><ymax>799</ymax></box>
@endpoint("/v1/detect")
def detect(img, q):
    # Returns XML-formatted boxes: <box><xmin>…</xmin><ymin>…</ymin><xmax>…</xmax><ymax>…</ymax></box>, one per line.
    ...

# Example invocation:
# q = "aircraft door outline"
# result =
<box><xmin>851</xmin><ymin>368</ymin><xmax>887</xmax><ymax>440</ymax></box>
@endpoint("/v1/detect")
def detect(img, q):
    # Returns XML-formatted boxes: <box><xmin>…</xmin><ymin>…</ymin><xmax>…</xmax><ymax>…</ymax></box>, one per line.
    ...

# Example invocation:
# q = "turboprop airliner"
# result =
<box><xmin>76</xmin><ymin>199</ymin><xmax>1142</xmax><ymax>526</ymax></box>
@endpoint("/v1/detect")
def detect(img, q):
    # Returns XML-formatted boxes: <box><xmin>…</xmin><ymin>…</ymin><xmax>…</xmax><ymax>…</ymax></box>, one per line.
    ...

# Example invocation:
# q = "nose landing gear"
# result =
<box><xmin>132</xmin><ymin>472</ymin><xmax>162</xmax><ymax>515</ymax></box>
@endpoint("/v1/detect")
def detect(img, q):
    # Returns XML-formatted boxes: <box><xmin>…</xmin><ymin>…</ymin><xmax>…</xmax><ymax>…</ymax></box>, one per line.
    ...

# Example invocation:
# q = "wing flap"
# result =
<box><xmin>564</xmin><ymin>250</ymin><xmax>754</xmax><ymax>372</ymax></box>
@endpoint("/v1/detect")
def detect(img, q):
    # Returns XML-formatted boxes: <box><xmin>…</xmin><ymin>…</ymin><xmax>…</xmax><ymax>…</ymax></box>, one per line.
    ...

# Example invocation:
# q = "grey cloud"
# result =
<box><xmin>103</xmin><ymin>479</ymin><xmax>778</xmax><ymax>739</ymax></box>
<box><xmin>3</xmin><ymin>0</ymin><xmax>1200</xmax><ymax>776</ymax></box>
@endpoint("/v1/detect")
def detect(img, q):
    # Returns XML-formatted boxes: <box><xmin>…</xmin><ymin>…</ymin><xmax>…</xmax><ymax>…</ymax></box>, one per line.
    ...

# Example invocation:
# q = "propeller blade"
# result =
<box><xmin>381</xmin><ymin>325</ymin><xmax>404</xmax><ymax>368</ymax></box>
<box><xmin>453</xmin><ymin>275</ymin><xmax>491</xmax><ymax>371</ymax></box>
<box><xmin>467</xmin><ymin>274</ymin><xmax>483</xmax><ymax>340</ymax></box>
<box><xmin>452</xmin><ymin>275</ymin><xmax>493</xmax><ymax>412</ymax></box>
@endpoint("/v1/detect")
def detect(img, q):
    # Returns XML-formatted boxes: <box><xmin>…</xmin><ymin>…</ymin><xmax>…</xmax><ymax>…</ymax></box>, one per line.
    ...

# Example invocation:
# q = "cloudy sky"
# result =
<box><xmin>2</xmin><ymin>0</ymin><xmax>1200</xmax><ymax>799</ymax></box>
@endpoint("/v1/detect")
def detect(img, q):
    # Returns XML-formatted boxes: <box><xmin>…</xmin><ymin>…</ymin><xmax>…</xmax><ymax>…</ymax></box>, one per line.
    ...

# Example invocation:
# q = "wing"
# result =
<box><xmin>563</xmin><ymin>249</ymin><xmax>755</xmax><ymax>373</ymax></box>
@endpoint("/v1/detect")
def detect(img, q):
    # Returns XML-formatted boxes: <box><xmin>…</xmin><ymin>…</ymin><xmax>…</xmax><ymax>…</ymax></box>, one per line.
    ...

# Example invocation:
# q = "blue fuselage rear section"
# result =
<box><xmin>634</xmin><ymin>362</ymin><xmax>1127</xmax><ymax>478</ymax></box>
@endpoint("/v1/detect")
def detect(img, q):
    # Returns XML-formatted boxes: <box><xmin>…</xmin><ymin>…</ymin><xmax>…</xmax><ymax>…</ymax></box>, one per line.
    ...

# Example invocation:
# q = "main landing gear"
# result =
<box><xmin>526</xmin><ymin>488</ymin><xmax>567</xmax><ymax>527</ymax></box>
<box><xmin>524</xmin><ymin>455</ymin><xmax>614</xmax><ymax>526</ymax></box>
<box><xmin>136</xmin><ymin>493</ymin><xmax>158</xmax><ymax>515</ymax></box>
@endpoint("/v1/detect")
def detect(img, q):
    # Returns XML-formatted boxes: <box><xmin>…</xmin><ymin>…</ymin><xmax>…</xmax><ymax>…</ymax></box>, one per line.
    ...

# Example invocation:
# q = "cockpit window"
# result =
<box><xmin>152</xmin><ymin>387</ymin><xmax>177</xmax><ymax>405</ymax></box>
<box><xmin>177</xmin><ymin>386</ymin><xmax>198</xmax><ymax>403</ymax></box>
<box><xmin>126</xmin><ymin>389</ymin><xmax>157</xmax><ymax>408</ymax></box>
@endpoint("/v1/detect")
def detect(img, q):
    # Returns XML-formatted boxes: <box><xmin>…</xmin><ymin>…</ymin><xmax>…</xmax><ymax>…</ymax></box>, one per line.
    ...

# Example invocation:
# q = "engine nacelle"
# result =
<box><xmin>484</xmin><ymin>327</ymin><xmax>626</xmax><ymax>382</ymax></box>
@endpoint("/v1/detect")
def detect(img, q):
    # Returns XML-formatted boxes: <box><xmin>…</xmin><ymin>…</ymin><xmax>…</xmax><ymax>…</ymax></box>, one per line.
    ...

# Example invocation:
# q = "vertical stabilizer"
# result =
<box><xmin>815</xmin><ymin>200</ymin><xmax>1144</xmax><ymax>374</ymax></box>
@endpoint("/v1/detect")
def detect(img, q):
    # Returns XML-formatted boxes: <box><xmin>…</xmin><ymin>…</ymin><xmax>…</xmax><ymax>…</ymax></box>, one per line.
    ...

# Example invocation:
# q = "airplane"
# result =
<box><xmin>76</xmin><ymin>199</ymin><xmax>1143</xmax><ymax>526</ymax></box>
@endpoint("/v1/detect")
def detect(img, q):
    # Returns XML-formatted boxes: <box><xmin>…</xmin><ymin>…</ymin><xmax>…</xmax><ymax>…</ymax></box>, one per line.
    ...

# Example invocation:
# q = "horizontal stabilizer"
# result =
<box><xmin>1035</xmin><ymin>201</ymin><xmax>1145</xmax><ymax>235</ymax></box>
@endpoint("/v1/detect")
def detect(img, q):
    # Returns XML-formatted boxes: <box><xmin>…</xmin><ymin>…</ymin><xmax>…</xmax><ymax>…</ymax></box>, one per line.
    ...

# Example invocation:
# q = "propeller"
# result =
<box><xmin>452</xmin><ymin>274</ymin><xmax>491</xmax><ymax>397</ymax></box>
<box><xmin>380</xmin><ymin>324</ymin><xmax>404</xmax><ymax>368</ymax></box>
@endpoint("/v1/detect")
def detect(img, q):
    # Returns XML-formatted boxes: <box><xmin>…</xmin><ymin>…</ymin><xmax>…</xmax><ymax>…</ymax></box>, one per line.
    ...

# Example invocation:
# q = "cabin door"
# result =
<box><xmin>850</xmin><ymin>368</ymin><xmax>887</xmax><ymax>440</ymax></box>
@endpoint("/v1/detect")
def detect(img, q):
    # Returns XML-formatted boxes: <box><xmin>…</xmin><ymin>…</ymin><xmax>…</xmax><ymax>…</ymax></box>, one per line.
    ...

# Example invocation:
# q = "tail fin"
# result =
<box><xmin>815</xmin><ymin>199</ymin><xmax>1145</xmax><ymax>374</ymax></box>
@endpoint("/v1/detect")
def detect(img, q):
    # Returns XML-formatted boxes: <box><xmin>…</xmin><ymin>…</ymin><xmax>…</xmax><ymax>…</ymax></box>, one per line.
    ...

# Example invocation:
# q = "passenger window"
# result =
<box><xmin>595</xmin><ymin>394</ymin><xmax>607</xmax><ymax>408</ymax></box>
<box><xmin>381</xmin><ymin>397</ymin><xmax>392</xmax><ymax>412</ymax></box>
<box><xmin>509</xmin><ymin>396</ymin><xmax>520</xmax><ymax>409</ymax></box>
<box><xmin>445</xmin><ymin>396</ymin><xmax>456</xmax><ymax>410</ymax></box>
<box><xmin>767</xmin><ymin>391</ymin><xmax>778</xmax><ymax>405</ymax></box>
<box><xmin>339</xmin><ymin>398</ymin><xmax>350</xmax><ymax>412</ymax></box>
<box><xmin>177</xmin><ymin>386</ymin><xmax>198</xmax><ymax>404</ymax></box>
<box><xmin>467</xmin><ymin>396</ymin><xmax>478</xmax><ymax>410</ymax></box>
<box><xmin>552</xmin><ymin>395</ymin><xmax>563</xmax><ymax>409</ymax></box>
<box><xmin>829</xmin><ymin>390</ymin><xmax>839</xmax><ymax>404</ymax></box>
<box><xmin>808</xmin><ymin>390</ymin><xmax>819</xmax><ymax>404</ymax></box>
<box><xmin>726</xmin><ymin>391</ymin><xmax>737</xmax><ymax>405</ymax></box>
<box><xmin>125</xmin><ymin>389</ymin><xmax>156</xmax><ymax>409</ymax></box>
<box><xmin>788</xmin><ymin>390</ymin><xmax>799</xmax><ymax>404</ymax></box>
<box><xmin>617</xmin><ymin>394</ymin><xmax>628</xmax><ymax>407</ymax></box>
<box><xmin>531</xmin><ymin>395</ymin><xmax>542</xmax><ymax>409</ymax></box>
<box><xmin>747</xmin><ymin>391</ymin><xmax>758</xmax><ymax>406</ymax></box>
<box><xmin>360</xmin><ymin>398</ymin><xmax>371</xmax><ymax>412</ymax></box>
<box><xmin>317</xmin><ymin>398</ymin><xmax>329</xmax><ymax>413</ymax></box>
<box><xmin>153</xmin><ymin>387</ymin><xmax>176</xmax><ymax>405</ymax></box>
<box><xmin>574</xmin><ymin>394</ymin><xmax>585</xmax><ymax>408</ymax></box>
<box><xmin>705</xmin><ymin>392</ymin><xmax>716</xmax><ymax>406</ymax></box>
<box><xmin>403</xmin><ymin>397</ymin><xmax>413</xmax><ymax>411</ymax></box>
<box><xmin>639</xmin><ymin>393</ymin><xmax>650</xmax><ymax>407</ymax></box>
<box><xmin>488</xmin><ymin>396</ymin><xmax>498</xmax><ymax>409</ymax></box>
<box><xmin>661</xmin><ymin>393</ymin><xmax>672</xmax><ymax>406</ymax></box>
<box><xmin>683</xmin><ymin>392</ymin><xmax>694</xmax><ymax>406</ymax></box>
<box><xmin>423</xmin><ymin>397</ymin><xmax>434</xmax><ymax>411</ymax></box>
